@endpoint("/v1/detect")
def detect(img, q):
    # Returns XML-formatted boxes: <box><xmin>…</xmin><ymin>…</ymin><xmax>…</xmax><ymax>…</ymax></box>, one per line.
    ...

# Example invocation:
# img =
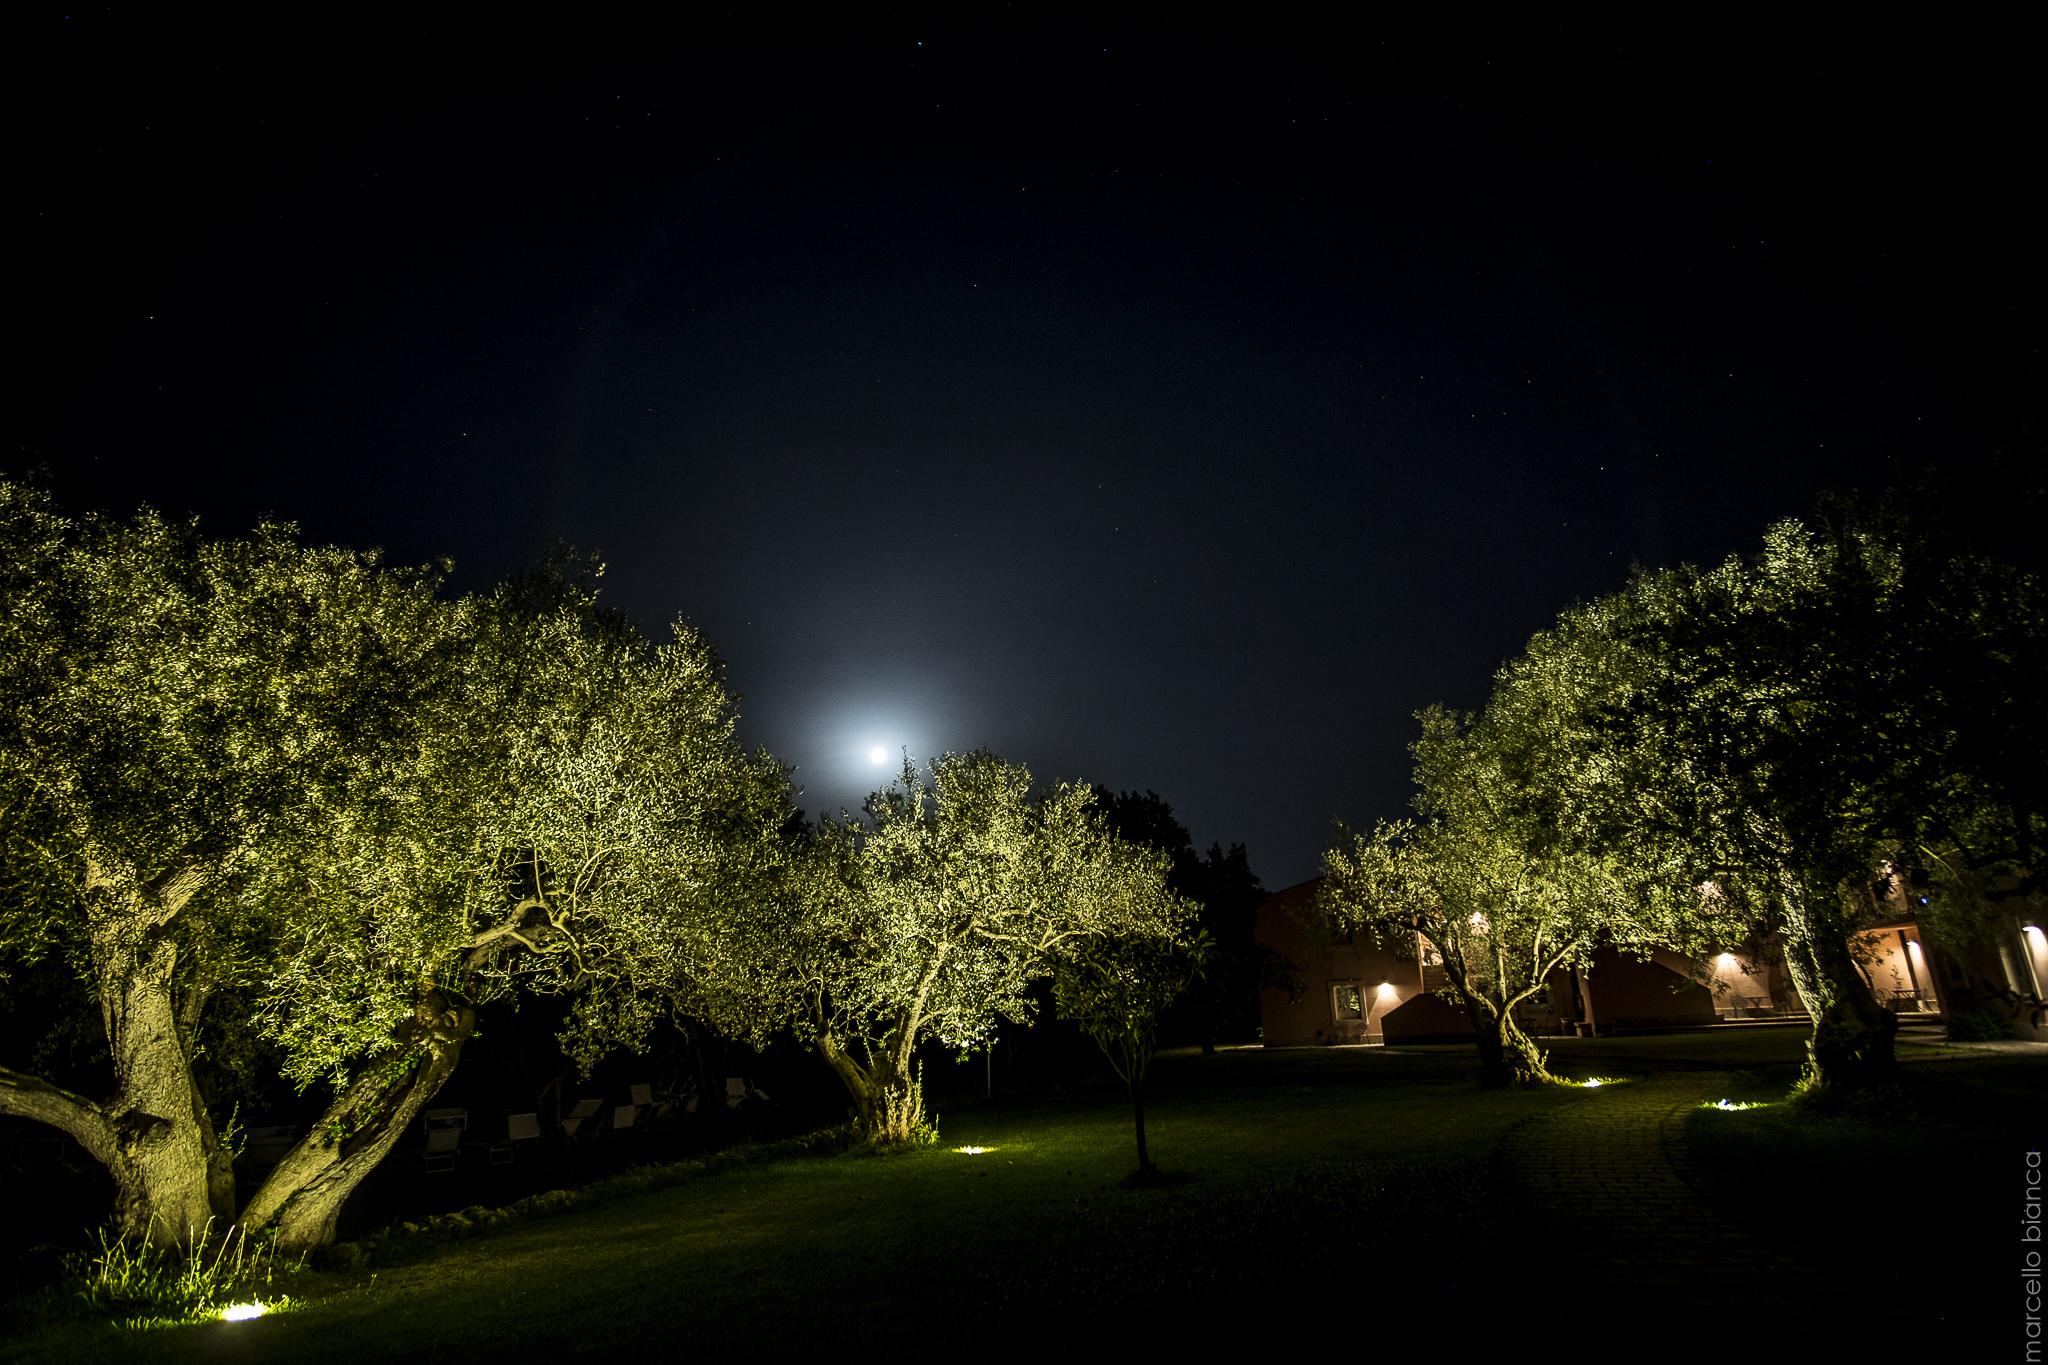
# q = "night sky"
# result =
<box><xmin>13</xmin><ymin>17</ymin><xmax>2036</xmax><ymax>886</ymax></box>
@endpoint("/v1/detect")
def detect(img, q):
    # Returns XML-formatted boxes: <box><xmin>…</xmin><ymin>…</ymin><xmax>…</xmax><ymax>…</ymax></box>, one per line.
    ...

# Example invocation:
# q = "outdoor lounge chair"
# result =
<box><xmin>561</xmin><ymin>1097</ymin><xmax>603</xmax><ymax>1138</ymax></box>
<box><xmin>422</xmin><ymin>1108</ymin><xmax>466</xmax><ymax>1174</ymax></box>
<box><xmin>491</xmin><ymin>1111</ymin><xmax>541</xmax><ymax>1165</ymax></box>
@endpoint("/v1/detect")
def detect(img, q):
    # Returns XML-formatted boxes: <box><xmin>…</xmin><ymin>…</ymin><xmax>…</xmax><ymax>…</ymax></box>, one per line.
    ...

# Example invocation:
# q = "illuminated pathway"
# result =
<box><xmin>1493</xmin><ymin>1073</ymin><xmax>1812</xmax><ymax>1314</ymax></box>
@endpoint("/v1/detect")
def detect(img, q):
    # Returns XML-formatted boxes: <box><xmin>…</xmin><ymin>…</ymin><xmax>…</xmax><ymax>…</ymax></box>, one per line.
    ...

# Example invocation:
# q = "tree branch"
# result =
<box><xmin>462</xmin><ymin>896</ymin><xmax>551</xmax><ymax>971</ymax></box>
<box><xmin>895</xmin><ymin>939</ymin><xmax>953</xmax><ymax>1073</ymax></box>
<box><xmin>0</xmin><ymin>1066</ymin><xmax>120</xmax><ymax>1168</ymax></box>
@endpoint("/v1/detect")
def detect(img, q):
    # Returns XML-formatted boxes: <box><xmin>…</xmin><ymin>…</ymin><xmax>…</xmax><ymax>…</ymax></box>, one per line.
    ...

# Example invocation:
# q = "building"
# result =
<box><xmin>1920</xmin><ymin>901</ymin><xmax>2048</xmax><ymax>1043</ymax></box>
<box><xmin>1255</xmin><ymin>876</ymin><xmax>2044</xmax><ymax>1046</ymax></box>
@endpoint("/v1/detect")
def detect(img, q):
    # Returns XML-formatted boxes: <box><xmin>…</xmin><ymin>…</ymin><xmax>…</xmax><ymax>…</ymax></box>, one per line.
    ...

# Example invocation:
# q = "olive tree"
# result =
<box><xmin>1557</xmin><ymin>530</ymin><xmax>1913</xmax><ymax>1090</ymax></box>
<box><xmin>1865</xmin><ymin>495</ymin><xmax>2047</xmax><ymax>1033</ymax></box>
<box><xmin>781</xmin><ymin>751</ymin><xmax>1188</xmax><ymax>1143</ymax></box>
<box><xmin>1053</xmin><ymin>924</ymin><xmax>1206</xmax><ymax>1175</ymax></box>
<box><xmin>1505</xmin><ymin>511</ymin><xmax>2045</xmax><ymax>1091</ymax></box>
<box><xmin>1088</xmin><ymin>790</ymin><xmax>1266</xmax><ymax>1051</ymax></box>
<box><xmin>238</xmin><ymin>576</ymin><xmax>791</xmax><ymax>1253</ymax></box>
<box><xmin>1321</xmin><ymin>708</ymin><xmax>1660</xmax><ymax>1089</ymax></box>
<box><xmin>0</xmin><ymin>484</ymin><xmax>458</xmax><ymax>1247</ymax></box>
<box><xmin>0</xmin><ymin>484</ymin><xmax>789</xmax><ymax>1252</ymax></box>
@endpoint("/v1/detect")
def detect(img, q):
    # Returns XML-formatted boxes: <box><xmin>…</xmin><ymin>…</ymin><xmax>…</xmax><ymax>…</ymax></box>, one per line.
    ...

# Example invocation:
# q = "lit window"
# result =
<box><xmin>1333</xmin><ymin>984</ymin><xmax>1364</xmax><ymax>1020</ymax></box>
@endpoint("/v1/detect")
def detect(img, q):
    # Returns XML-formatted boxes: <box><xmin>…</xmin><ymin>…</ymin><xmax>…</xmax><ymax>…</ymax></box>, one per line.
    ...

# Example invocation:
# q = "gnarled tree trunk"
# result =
<box><xmin>1782</xmin><ymin>885</ymin><xmax>1897</xmax><ymax>1092</ymax></box>
<box><xmin>816</xmin><ymin>947</ymin><xmax>948</xmax><ymax>1145</ymax></box>
<box><xmin>240</xmin><ymin>993</ymin><xmax>476</xmax><ymax>1256</ymax></box>
<box><xmin>99</xmin><ymin>934</ymin><xmax>235</xmax><ymax>1244</ymax></box>
<box><xmin>816</xmin><ymin>1033</ymin><xmax>925</xmax><ymax>1143</ymax></box>
<box><xmin>0</xmin><ymin>941</ymin><xmax>232</xmax><ymax>1250</ymax></box>
<box><xmin>1468</xmin><ymin>1000</ymin><xmax>1553</xmax><ymax>1089</ymax></box>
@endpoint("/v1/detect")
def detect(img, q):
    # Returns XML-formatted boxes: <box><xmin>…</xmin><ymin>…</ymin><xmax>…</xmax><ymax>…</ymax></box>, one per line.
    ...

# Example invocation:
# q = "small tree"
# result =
<box><xmin>1089</xmin><ymin>791</ymin><xmax>1265</xmax><ymax>1050</ymax></box>
<box><xmin>1054</xmin><ymin>925</ymin><xmax>1207</xmax><ymax>1175</ymax></box>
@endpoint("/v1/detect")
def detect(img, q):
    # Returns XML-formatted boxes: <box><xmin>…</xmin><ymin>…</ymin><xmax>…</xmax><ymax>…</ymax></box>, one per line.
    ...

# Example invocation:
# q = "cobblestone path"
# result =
<box><xmin>1494</xmin><ymin>1072</ymin><xmax>1814</xmax><ymax>1315</ymax></box>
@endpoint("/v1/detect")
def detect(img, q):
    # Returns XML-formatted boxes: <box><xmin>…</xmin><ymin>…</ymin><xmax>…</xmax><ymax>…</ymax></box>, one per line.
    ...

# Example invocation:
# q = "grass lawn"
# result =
<box><xmin>5</xmin><ymin>1030</ymin><xmax>2039</xmax><ymax>1361</ymax></box>
<box><xmin>1680</xmin><ymin>1034</ymin><xmax>2048</xmax><ymax>1349</ymax></box>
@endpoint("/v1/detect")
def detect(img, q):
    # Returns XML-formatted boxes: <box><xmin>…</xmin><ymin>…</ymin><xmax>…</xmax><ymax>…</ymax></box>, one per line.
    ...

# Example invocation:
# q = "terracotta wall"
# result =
<box><xmin>1575</xmin><ymin>946</ymin><xmax>1716</xmax><ymax>1030</ymax></box>
<box><xmin>1255</xmin><ymin>879</ymin><xmax>1426</xmax><ymax>1046</ymax></box>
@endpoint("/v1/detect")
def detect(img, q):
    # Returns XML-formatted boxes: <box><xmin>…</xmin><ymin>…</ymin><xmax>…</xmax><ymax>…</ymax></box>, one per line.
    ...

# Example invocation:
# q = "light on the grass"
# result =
<box><xmin>953</xmin><ymin>1145</ymin><xmax>995</xmax><ymax>1155</ymax></box>
<box><xmin>219</xmin><ymin>1301</ymin><xmax>270</xmax><ymax>1322</ymax></box>
<box><xmin>1702</xmin><ymin>1098</ymin><xmax>1766</xmax><ymax>1112</ymax></box>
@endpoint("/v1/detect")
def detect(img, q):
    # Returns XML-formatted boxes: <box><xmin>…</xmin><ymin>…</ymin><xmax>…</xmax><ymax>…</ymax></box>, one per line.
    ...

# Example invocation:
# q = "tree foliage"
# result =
<box><xmin>240</xmin><ymin>570</ymin><xmax>792</xmax><ymax>1250</ymax></box>
<box><xmin>1495</xmin><ymin>504</ymin><xmax>2046</xmax><ymax>1090</ymax></box>
<box><xmin>0</xmin><ymin>483</ymin><xmax>462</xmax><ymax>1245</ymax></box>
<box><xmin>1053</xmin><ymin>923</ymin><xmax>1206</xmax><ymax>1173</ymax></box>
<box><xmin>0</xmin><ymin>482</ymin><xmax>789</xmax><ymax>1251</ymax></box>
<box><xmin>1090</xmin><ymin>791</ymin><xmax>1264</xmax><ymax>1048</ymax></box>
<box><xmin>1321</xmin><ymin>706</ymin><xmax>1661</xmax><ymax>1088</ymax></box>
<box><xmin>777</xmin><ymin>752</ymin><xmax>1190</xmax><ymax>1143</ymax></box>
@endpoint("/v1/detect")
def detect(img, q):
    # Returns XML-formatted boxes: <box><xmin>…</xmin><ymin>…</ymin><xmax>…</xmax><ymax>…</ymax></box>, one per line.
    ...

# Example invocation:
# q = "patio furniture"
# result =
<box><xmin>491</xmin><ymin>1111</ymin><xmax>541</xmax><ymax>1165</ymax></box>
<box><xmin>422</xmin><ymin>1108</ymin><xmax>466</xmax><ymax>1174</ymax></box>
<box><xmin>561</xmin><ymin>1097</ymin><xmax>603</xmax><ymax>1139</ymax></box>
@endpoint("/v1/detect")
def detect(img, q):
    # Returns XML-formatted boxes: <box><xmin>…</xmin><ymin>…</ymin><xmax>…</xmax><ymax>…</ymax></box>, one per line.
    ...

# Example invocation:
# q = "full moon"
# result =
<box><xmin>868</xmin><ymin>745</ymin><xmax>889</xmax><ymax>765</ymax></box>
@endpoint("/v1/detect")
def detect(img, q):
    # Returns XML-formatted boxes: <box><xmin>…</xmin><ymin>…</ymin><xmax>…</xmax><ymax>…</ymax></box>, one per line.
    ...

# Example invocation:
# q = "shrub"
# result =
<box><xmin>66</xmin><ymin>1219</ymin><xmax>299</xmax><ymax>1327</ymax></box>
<box><xmin>1945</xmin><ymin>1007</ymin><xmax>2015</xmax><ymax>1042</ymax></box>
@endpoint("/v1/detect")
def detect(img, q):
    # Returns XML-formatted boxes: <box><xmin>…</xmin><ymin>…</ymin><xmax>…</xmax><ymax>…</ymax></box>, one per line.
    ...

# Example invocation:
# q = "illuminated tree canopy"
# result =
<box><xmin>1489</xmin><ymin>507</ymin><xmax>2046</xmax><ymax>1090</ymax></box>
<box><xmin>239</xmin><ymin>571</ymin><xmax>793</xmax><ymax>1252</ymax></box>
<box><xmin>0</xmin><ymin>482</ymin><xmax>790</xmax><ymax>1252</ymax></box>
<box><xmin>0</xmin><ymin>482</ymin><xmax>459</xmax><ymax>1247</ymax></box>
<box><xmin>1089</xmin><ymin>790</ymin><xmax>1265</xmax><ymax>1051</ymax></box>
<box><xmin>775</xmin><ymin>751</ymin><xmax>1190</xmax><ymax>1143</ymax></box>
<box><xmin>1321</xmin><ymin>705</ymin><xmax>1666</xmax><ymax>1088</ymax></box>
